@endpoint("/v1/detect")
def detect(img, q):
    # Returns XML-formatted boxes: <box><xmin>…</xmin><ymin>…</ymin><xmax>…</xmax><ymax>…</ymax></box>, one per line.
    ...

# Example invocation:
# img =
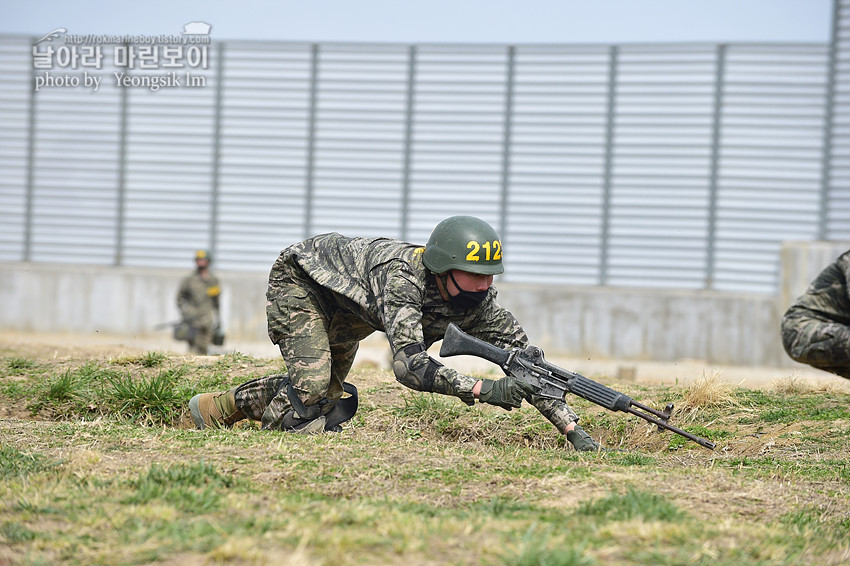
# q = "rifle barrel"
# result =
<box><xmin>625</xmin><ymin>406</ymin><xmax>716</xmax><ymax>450</ymax></box>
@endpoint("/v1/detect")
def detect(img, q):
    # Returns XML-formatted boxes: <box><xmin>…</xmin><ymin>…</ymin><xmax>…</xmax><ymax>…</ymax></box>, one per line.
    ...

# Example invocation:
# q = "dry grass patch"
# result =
<box><xmin>681</xmin><ymin>370</ymin><xmax>739</xmax><ymax>421</ymax></box>
<box><xmin>772</xmin><ymin>372</ymin><xmax>850</xmax><ymax>394</ymax></box>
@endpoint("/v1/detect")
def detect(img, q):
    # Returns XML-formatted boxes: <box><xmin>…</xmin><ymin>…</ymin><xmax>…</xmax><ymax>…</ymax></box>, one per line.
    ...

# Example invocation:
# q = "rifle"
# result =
<box><xmin>153</xmin><ymin>320</ymin><xmax>181</xmax><ymax>331</ymax></box>
<box><xmin>154</xmin><ymin>320</ymin><xmax>195</xmax><ymax>342</ymax></box>
<box><xmin>439</xmin><ymin>323</ymin><xmax>716</xmax><ymax>450</ymax></box>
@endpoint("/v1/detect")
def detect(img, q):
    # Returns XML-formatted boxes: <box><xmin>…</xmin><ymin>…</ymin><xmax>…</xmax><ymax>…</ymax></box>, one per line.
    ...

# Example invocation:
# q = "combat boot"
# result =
<box><xmin>567</xmin><ymin>424</ymin><xmax>604</xmax><ymax>452</ymax></box>
<box><xmin>281</xmin><ymin>412</ymin><xmax>328</xmax><ymax>435</ymax></box>
<box><xmin>189</xmin><ymin>389</ymin><xmax>244</xmax><ymax>430</ymax></box>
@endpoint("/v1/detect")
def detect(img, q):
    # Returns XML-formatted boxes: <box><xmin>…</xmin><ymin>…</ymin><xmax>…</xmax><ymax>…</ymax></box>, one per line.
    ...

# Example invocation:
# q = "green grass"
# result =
<box><xmin>577</xmin><ymin>487</ymin><xmax>687</xmax><ymax>522</ymax></box>
<box><xmin>1</xmin><ymin>350</ymin><xmax>850</xmax><ymax>565</ymax></box>
<box><xmin>104</xmin><ymin>367</ymin><xmax>190</xmax><ymax>423</ymax></box>
<box><xmin>125</xmin><ymin>461</ymin><xmax>236</xmax><ymax>512</ymax></box>
<box><xmin>0</xmin><ymin>353</ymin><xmax>280</xmax><ymax>425</ymax></box>
<box><xmin>139</xmin><ymin>351</ymin><xmax>169</xmax><ymax>367</ymax></box>
<box><xmin>6</xmin><ymin>356</ymin><xmax>37</xmax><ymax>372</ymax></box>
<box><xmin>503</xmin><ymin>526</ymin><xmax>595</xmax><ymax>566</ymax></box>
<box><xmin>781</xmin><ymin>506</ymin><xmax>850</xmax><ymax>542</ymax></box>
<box><xmin>0</xmin><ymin>445</ymin><xmax>57</xmax><ymax>479</ymax></box>
<box><xmin>109</xmin><ymin>351</ymin><xmax>168</xmax><ymax>367</ymax></box>
<box><xmin>721</xmin><ymin>456</ymin><xmax>850</xmax><ymax>481</ymax></box>
<box><xmin>734</xmin><ymin>389</ymin><xmax>850</xmax><ymax>424</ymax></box>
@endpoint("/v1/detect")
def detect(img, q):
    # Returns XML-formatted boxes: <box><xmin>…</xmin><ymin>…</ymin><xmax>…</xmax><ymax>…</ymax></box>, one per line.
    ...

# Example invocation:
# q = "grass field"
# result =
<box><xmin>1</xmin><ymin>341</ymin><xmax>850</xmax><ymax>566</ymax></box>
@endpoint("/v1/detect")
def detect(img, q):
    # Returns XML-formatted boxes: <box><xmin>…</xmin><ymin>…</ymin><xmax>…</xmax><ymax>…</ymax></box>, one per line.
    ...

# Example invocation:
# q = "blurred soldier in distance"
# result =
<box><xmin>177</xmin><ymin>249</ymin><xmax>221</xmax><ymax>355</ymax></box>
<box><xmin>189</xmin><ymin>216</ymin><xmax>604</xmax><ymax>452</ymax></box>
<box><xmin>781</xmin><ymin>249</ymin><xmax>850</xmax><ymax>378</ymax></box>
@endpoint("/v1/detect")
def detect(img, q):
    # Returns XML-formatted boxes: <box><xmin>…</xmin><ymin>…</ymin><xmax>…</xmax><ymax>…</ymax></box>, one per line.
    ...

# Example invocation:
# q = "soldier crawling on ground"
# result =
<box><xmin>189</xmin><ymin>215</ymin><xmax>605</xmax><ymax>451</ymax></box>
<box><xmin>177</xmin><ymin>249</ymin><xmax>221</xmax><ymax>355</ymax></box>
<box><xmin>781</xmin><ymin>249</ymin><xmax>850</xmax><ymax>379</ymax></box>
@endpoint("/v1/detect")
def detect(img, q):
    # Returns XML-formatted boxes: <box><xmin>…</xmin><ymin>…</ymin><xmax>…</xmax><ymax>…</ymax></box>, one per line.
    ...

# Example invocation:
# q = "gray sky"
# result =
<box><xmin>2</xmin><ymin>0</ymin><xmax>834</xmax><ymax>44</ymax></box>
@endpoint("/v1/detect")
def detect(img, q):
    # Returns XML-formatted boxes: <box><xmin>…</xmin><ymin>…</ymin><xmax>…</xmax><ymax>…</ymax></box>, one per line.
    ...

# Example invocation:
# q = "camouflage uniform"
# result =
<box><xmin>781</xmin><ymin>249</ymin><xmax>850</xmax><ymax>378</ymax></box>
<box><xmin>177</xmin><ymin>271</ymin><xmax>221</xmax><ymax>355</ymax></box>
<box><xmin>233</xmin><ymin>233</ymin><xmax>580</xmax><ymax>432</ymax></box>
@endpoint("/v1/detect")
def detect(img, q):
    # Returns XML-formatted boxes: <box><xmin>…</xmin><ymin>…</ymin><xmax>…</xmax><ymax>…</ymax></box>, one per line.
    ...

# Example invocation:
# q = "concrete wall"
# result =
<box><xmin>0</xmin><ymin>262</ymin><xmax>271</xmax><ymax>342</ymax></box>
<box><xmin>497</xmin><ymin>284</ymin><xmax>783</xmax><ymax>366</ymax></box>
<box><xmin>2</xmin><ymin>240</ymin><xmax>848</xmax><ymax>367</ymax></box>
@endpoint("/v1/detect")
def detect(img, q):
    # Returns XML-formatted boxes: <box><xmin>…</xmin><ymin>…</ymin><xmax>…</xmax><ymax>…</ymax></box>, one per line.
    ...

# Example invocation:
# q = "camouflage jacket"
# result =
<box><xmin>784</xmin><ymin>249</ymin><xmax>850</xmax><ymax>324</ymax></box>
<box><xmin>269</xmin><ymin>234</ymin><xmax>523</xmax><ymax>389</ymax></box>
<box><xmin>269</xmin><ymin>233</ymin><xmax>581</xmax><ymax>432</ymax></box>
<box><xmin>177</xmin><ymin>271</ymin><xmax>221</xmax><ymax>328</ymax></box>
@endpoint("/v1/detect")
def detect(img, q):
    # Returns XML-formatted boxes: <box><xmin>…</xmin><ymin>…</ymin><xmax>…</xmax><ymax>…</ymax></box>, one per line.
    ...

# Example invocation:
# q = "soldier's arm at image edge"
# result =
<box><xmin>841</xmin><ymin>252</ymin><xmax>850</xmax><ymax>303</ymax></box>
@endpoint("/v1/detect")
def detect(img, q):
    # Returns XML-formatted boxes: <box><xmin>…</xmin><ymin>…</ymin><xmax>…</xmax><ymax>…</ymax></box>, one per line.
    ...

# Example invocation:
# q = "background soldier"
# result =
<box><xmin>781</xmin><ymin>249</ymin><xmax>850</xmax><ymax>378</ymax></box>
<box><xmin>190</xmin><ymin>216</ymin><xmax>603</xmax><ymax>451</ymax></box>
<box><xmin>177</xmin><ymin>249</ymin><xmax>221</xmax><ymax>355</ymax></box>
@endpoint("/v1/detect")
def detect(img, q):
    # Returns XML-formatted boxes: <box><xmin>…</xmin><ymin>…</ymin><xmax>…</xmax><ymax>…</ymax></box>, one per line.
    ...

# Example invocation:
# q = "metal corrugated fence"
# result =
<box><xmin>0</xmin><ymin>4</ymin><xmax>848</xmax><ymax>295</ymax></box>
<box><xmin>826</xmin><ymin>0</ymin><xmax>850</xmax><ymax>241</ymax></box>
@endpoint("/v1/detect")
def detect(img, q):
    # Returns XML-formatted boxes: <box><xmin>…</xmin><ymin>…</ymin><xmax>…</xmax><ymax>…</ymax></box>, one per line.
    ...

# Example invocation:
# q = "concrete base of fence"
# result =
<box><xmin>1</xmin><ymin>240</ymin><xmax>848</xmax><ymax>367</ymax></box>
<box><xmin>498</xmin><ymin>283</ymin><xmax>783</xmax><ymax>366</ymax></box>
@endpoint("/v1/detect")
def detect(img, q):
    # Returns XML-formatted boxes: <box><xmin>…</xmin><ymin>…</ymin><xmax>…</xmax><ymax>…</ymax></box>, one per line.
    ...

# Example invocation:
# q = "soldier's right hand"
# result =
<box><xmin>478</xmin><ymin>376</ymin><xmax>534</xmax><ymax>410</ymax></box>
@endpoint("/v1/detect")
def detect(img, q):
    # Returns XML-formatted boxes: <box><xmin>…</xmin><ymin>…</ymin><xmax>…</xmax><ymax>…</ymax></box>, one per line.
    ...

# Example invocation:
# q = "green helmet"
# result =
<box><xmin>194</xmin><ymin>249</ymin><xmax>212</xmax><ymax>263</ymax></box>
<box><xmin>422</xmin><ymin>216</ymin><xmax>504</xmax><ymax>275</ymax></box>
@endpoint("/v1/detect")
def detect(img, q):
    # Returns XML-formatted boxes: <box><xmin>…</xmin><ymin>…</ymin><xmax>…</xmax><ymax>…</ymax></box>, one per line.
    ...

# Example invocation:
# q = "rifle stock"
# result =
<box><xmin>439</xmin><ymin>323</ymin><xmax>511</xmax><ymax>367</ymax></box>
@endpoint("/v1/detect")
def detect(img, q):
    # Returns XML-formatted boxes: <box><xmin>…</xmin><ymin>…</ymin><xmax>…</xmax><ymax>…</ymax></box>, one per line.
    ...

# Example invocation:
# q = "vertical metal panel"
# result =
<box><xmin>705</xmin><ymin>44</ymin><xmax>727</xmax><ymax>288</ymax></box>
<box><xmin>600</xmin><ymin>45</ymin><xmax>618</xmax><ymax>286</ymax></box>
<box><xmin>113</xmin><ymin>73</ymin><xmax>128</xmax><ymax>266</ymax></box>
<box><xmin>28</xmin><ymin>48</ymin><xmax>124</xmax><ymax>265</ymax></box>
<box><xmin>406</xmin><ymin>44</ymin><xmax>508</xmax><ymax>246</ymax></box>
<box><xmin>214</xmin><ymin>41</ymin><xmax>313</xmax><ymax>271</ymax></box>
<box><xmin>303</xmin><ymin>43</ymin><xmax>319</xmax><ymax>239</ymax></box>
<box><xmin>713</xmin><ymin>43</ymin><xmax>829</xmax><ymax>293</ymax></box>
<box><xmin>209</xmin><ymin>41</ymin><xmax>225</xmax><ymax>262</ymax></box>
<box><xmin>400</xmin><ymin>45</ymin><xmax>417</xmax><ymax>241</ymax></box>
<box><xmin>826</xmin><ymin>0</ymin><xmax>850</xmax><ymax>240</ymax></box>
<box><xmin>506</xmin><ymin>44</ymin><xmax>610</xmax><ymax>284</ymax></box>
<box><xmin>0</xmin><ymin>37</ymin><xmax>31</xmax><ymax>261</ymax></box>
<box><xmin>607</xmin><ymin>44</ymin><xmax>717</xmax><ymax>290</ymax></box>
<box><xmin>498</xmin><ymin>45</ymin><xmax>515</xmax><ymax>243</ymax></box>
<box><xmin>309</xmin><ymin>43</ymin><xmax>409</xmax><ymax>238</ymax></box>
<box><xmin>0</xmin><ymin>38</ymin><xmax>36</xmax><ymax>261</ymax></box>
<box><xmin>114</xmin><ymin>43</ymin><xmax>218</xmax><ymax>269</ymax></box>
<box><xmin>820</xmin><ymin>0</ymin><xmax>839</xmax><ymax>240</ymax></box>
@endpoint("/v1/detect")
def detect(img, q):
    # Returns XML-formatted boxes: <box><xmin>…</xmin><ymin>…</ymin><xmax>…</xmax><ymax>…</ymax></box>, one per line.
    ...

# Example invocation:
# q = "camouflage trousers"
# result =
<box><xmin>233</xmin><ymin>277</ymin><xmax>368</xmax><ymax>430</ymax></box>
<box><xmin>781</xmin><ymin>312</ymin><xmax>850</xmax><ymax>379</ymax></box>
<box><xmin>188</xmin><ymin>325</ymin><xmax>213</xmax><ymax>355</ymax></box>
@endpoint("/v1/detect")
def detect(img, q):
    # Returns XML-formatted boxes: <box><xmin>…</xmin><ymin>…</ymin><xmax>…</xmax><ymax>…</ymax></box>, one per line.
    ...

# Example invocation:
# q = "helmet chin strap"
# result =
<box><xmin>439</xmin><ymin>272</ymin><xmax>451</xmax><ymax>297</ymax></box>
<box><xmin>446</xmin><ymin>271</ymin><xmax>489</xmax><ymax>310</ymax></box>
<box><xmin>448</xmin><ymin>271</ymin><xmax>466</xmax><ymax>294</ymax></box>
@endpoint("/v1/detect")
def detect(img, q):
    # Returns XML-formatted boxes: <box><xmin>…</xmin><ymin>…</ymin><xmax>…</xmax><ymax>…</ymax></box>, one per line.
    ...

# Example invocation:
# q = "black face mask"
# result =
<box><xmin>447</xmin><ymin>271</ymin><xmax>489</xmax><ymax>310</ymax></box>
